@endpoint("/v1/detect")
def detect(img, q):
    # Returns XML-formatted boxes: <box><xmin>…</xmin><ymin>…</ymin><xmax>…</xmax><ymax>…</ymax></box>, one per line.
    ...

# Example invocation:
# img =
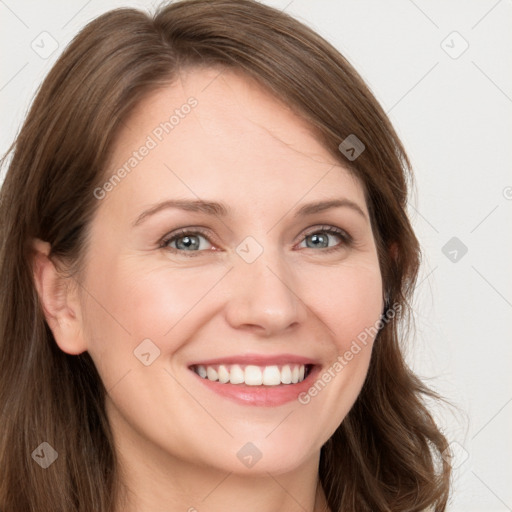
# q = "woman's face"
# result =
<box><xmin>77</xmin><ymin>67</ymin><xmax>383</xmax><ymax>476</ymax></box>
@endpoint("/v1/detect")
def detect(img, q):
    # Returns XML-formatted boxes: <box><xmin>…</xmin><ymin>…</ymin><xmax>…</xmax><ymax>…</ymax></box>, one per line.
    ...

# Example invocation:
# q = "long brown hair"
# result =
<box><xmin>0</xmin><ymin>1</ymin><xmax>450</xmax><ymax>510</ymax></box>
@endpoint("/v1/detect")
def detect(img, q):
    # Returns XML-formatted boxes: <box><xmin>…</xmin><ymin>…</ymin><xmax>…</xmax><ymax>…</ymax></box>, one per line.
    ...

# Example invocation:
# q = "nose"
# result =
<box><xmin>223</xmin><ymin>249</ymin><xmax>307</xmax><ymax>337</ymax></box>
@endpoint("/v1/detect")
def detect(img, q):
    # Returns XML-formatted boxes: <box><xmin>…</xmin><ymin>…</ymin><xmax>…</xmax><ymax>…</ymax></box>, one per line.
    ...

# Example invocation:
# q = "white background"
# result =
<box><xmin>1</xmin><ymin>1</ymin><xmax>511</xmax><ymax>510</ymax></box>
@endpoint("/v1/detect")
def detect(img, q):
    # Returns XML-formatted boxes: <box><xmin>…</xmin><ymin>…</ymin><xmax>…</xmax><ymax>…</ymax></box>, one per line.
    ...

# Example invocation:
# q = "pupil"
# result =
<box><xmin>308</xmin><ymin>233</ymin><xmax>327</xmax><ymax>248</ymax></box>
<box><xmin>178</xmin><ymin>236</ymin><xmax>199</xmax><ymax>250</ymax></box>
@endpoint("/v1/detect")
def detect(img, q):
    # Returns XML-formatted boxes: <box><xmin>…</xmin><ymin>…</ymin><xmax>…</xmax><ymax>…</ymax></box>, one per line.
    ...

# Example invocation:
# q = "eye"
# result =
<box><xmin>160</xmin><ymin>228</ymin><xmax>214</xmax><ymax>255</ymax></box>
<box><xmin>159</xmin><ymin>225</ymin><xmax>352</xmax><ymax>257</ymax></box>
<box><xmin>297</xmin><ymin>225</ymin><xmax>352</xmax><ymax>253</ymax></box>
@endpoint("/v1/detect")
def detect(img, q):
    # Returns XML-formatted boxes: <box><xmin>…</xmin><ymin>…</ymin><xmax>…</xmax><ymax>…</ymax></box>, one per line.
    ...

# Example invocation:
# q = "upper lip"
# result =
<box><xmin>188</xmin><ymin>353</ymin><xmax>319</xmax><ymax>367</ymax></box>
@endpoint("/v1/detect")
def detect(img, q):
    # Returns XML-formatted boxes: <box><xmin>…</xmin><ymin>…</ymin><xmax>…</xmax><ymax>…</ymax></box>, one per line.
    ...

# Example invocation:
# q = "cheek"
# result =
<box><xmin>83</xmin><ymin>252</ymin><xmax>382</xmax><ymax>372</ymax></box>
<box><xmin>82</xmin><ymin>259</ymin><xmax>230</xmax><ymax>362</ymax></box>
<box><xmin>300</xmin><ymin>259</ymin><xmax>383</xmax><ymax>348</ymax></box>
<box><xmin>292</xmin><ymin>262</ymin><xmax>382</xmax><ymax>438</ymax></box>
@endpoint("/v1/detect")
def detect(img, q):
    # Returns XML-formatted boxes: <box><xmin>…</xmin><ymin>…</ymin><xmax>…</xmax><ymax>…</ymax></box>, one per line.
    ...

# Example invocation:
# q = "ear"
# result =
<box><xmin>31</xmin><ymin>238</ymin><xmax>87</xmax><ymax>355</ymax></box>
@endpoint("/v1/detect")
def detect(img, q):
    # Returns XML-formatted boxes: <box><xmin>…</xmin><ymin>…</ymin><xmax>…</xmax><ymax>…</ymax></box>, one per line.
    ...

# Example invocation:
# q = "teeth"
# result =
<box><xmin>262</xmin><ymin>365</ymin><xmax>281</xmax><ymax>386</ymax></box>
<box><xmin>193</xmin><ymin>363</ymin><xmax>309</xmax><ymax>386</ymax></box>
<box><xmin>281</xmin><ymin>365</ymin><xmax>292</xmax><ymax>384</ymax></box>
<box><xmin>229</xmin><ymin>364</ymin><xmax>244</xmax><ymax>384</ymax></box>
<box><xmin>206</xmin><ymin>367</ymin><xmax>218</xmax><ymax>381</ymax></box>
<box><xmin>291</xmin><ymin>365</ymin><xmax>299</xmax><ymax>384</ymax></box>
<box><xmin>245</xmin><ymin>365</ymin><xmax>262</xmax><ymax>385</ymax></box>
<box><xmin>218</xmin><ymin>364</ymin><xmax>230</xmax><ymax>383</ymax></box>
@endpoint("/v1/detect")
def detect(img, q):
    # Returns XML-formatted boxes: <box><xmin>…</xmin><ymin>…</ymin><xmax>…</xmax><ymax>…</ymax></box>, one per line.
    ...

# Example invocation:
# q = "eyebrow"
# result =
<box><xmin>132</xmin><ymin>198</ymin><xmax>367</xmax><ymax>227</ymax></box>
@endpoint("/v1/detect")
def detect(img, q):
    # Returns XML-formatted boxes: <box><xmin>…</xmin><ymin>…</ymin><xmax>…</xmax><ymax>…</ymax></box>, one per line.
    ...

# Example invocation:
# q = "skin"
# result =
<box><xmin>32</xmin><ymin>67</ymin><xmax>384</xmax><ymax>512</ymax></box>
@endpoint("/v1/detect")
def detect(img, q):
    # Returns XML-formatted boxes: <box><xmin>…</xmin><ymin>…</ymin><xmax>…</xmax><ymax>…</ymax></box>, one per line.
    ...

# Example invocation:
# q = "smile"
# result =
<box><xmin>187</xmin><ymin>354</ymin><xmax>321</xmax><ymax>406</ymax></box>
<box><xmin>191</xmin><ymin>363</ymin><xmax>312</xmax><ymax>386</ymax></box>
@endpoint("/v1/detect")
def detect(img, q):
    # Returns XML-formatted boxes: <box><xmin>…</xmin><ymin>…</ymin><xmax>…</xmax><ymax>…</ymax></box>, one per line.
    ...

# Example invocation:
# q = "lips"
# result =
<box><xmin>187</xmin><ymin>354</ymin><xmax>320</xmax><ymax>406</ymax></box>
<box><xmin>188</xmin><ymin>353</ymin><xmax>318</xmax><ymax>368</ymax></box>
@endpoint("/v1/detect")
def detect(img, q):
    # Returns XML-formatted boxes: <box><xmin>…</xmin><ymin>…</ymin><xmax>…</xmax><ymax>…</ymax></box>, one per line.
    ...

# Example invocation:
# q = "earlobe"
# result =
<box><xmin>31</xmin><ymin>238</ymin><xmax>87</xmax><ymax>355</ymax></box>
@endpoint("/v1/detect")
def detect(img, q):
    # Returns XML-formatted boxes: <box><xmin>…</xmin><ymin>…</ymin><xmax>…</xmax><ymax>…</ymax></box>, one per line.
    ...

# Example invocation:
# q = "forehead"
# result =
<box><xmin>101</xmin><ymin>66</ymin><xmax>367</xmax><ymax>220</ymax></box>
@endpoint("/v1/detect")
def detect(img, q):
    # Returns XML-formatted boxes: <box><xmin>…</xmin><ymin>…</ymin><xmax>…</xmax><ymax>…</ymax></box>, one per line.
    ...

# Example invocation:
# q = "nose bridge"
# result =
<box><xmin>224</xmin><ymin>238</ymin><xmax>305</xmax><ymax>334</ymax></box>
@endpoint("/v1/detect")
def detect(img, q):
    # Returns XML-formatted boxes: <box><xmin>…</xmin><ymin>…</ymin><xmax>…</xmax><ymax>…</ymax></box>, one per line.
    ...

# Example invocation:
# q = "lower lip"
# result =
<box><xmin>189</xmin><ymin>365</ymin><xmax>321</xmax><ymax>407</ymax></box>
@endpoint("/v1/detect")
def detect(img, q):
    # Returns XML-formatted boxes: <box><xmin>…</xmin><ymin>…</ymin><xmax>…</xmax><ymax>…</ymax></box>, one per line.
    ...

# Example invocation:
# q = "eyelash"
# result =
<box><xmin>159</xmin><ymin>225</ymin><xmax>353</xmax><ymax>257</ymax></box>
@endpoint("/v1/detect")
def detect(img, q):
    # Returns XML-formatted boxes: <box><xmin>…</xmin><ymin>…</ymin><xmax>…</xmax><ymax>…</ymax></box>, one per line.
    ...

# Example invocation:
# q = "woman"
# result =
<box><xmin>0</xmin><ymin>1</ymin><xmax>450</xmax><ymax>510</ymax></box>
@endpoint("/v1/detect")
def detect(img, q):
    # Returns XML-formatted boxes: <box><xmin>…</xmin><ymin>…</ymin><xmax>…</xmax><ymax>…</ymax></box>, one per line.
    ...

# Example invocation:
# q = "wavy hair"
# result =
<box><xmin>0</xmin><ymin>1</ymin><xmax>450</xmax><ymax>510</ymax></box>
